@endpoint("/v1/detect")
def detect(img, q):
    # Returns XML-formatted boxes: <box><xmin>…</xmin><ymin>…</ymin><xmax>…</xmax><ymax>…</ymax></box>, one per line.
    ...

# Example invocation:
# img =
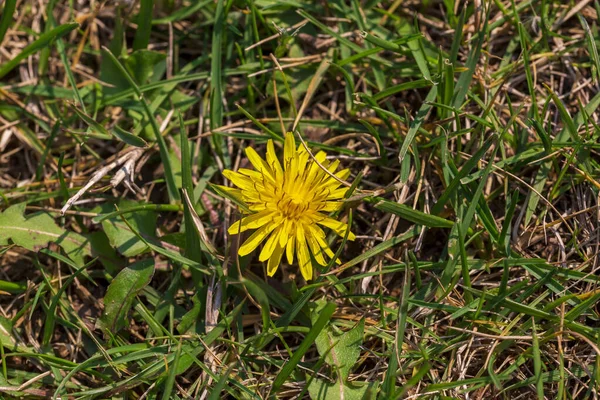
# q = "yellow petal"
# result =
<box><xmin>213</xmin><ymin>185</ymin><xmax>245</xmax><ymax>204</ymax></box>
<box><xmin>306</xmin><ymin>232</ymin><xmax>327</xmax><ymax>266</ymax></box>
<box><xmin>259</xmin><ymin>226</ymin><xmax>282</xmax><ymax>262</ymax></box>
<box><xmin>228</xmin><ymin>211</ymin><xmax>274</xmax><ymax>235</ymax></box>
<box><xmin>305</xmin><ymin>151</ymin><xmax>328</xmax><ymax>183</ymax></box>
<box><xmin>296</xmin><ymin>146</ymin><xmax>309</xmax><ymax>176</ymax></box>
<box><xmin>238</xmin><ymin>223</ymin><xmax>276</xmax><ymax>256</ymax></box>
<box><xmin>296</xmin><ymin>234</ymin><xmax>312</xmax><ymax>280</ymax></box>
<box><xmin>326</xmin><ymin>187</ymin><xmax>349</xmax><ymax>199</ymax></box>
<box><xmin>223</xmin><ymin>170</ymin><xmax>256</xmax><ymax>191</ymax></box>
<box><xmin>284</xmin><ymin>132</ymin><xmax>295</xmax><ymax>167</ymax></box>
<box><xmin>249</xmin><ymin>203</ymin><xmax>268</xmax><ymax>212</ymax></box>
<box><xmin>245</xmin><ymin>147</ymin><xmax>275</xmax><ymax>181</ymax></box>
<box><xmin>240</xmin><ymin>189</ymin><xmax>263</xmax><ymax>202</ymax></box>
<box><xmin>314</xmin><ymin>169</ymin><xmax>350</xmax><ymax>194</ymax></box>
<box><xmin>267</xmin><ymin>243</ymin><xmax>284</xmax><ymax>276</ymax></box>
<box><xmin>238</xmin><ymin>168</ymin><xmax>263</xmax><ymax>180</ymax></box>
<box><xmin>336</xmin><ymin>168</ymin><xmax>351</xmax><ymax>181</ymax></box>
<box><xmin>266</xmin><ymin>140</ymin><xmax>283</xmax><ymax>179</ymax></box>
<box><xmin>316</xmin><ymin>216</ymin><xmax>356</xmax><ymax>240</ymax></box>
<box><xmin>320</xmin><ymin>201</ymin><xmax>343</xmax><ymax>212</ymax></box>
<box><xmin>286</xmin><ymin>235</ymin><xmax>295</xmax><ymax>264</ymax></box>
<box><xmin>326</xmin><ymin>159</ymin><xmax>340</xmax><ymax>174</ymax></box>
<box><xmin>279</xmin><ymin>220</ymin><xmax>292</xmax><ymax>248</ymax></box>
<box><xmin>308</xmin><ymin>225</ymin><xmax>340</xmax><ymax>264</ymax></box>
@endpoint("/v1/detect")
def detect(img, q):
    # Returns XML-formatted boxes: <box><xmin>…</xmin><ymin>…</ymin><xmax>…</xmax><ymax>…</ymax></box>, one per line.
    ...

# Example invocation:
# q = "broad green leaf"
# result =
<box><xmin>87</xmin><ymin>231</ymin><xmax>123</xmax><ymax>277</ymax></box>
<box><xmin>100</xmin><ymin>200</ymin><xmax>157</xmax><ymax>257</ymax></box>
<box><xmin>0</xmin><ymin>203</ymin><xmax>90</xmax><ymax>266</ymax></box>
<box><xmin>96</xmin><ymin>258</ymin><xmax>155</xmax><ymax>334</ymax></box>
<box><xmin>117</xmin><ymin>212</ymin><xmax>211</xmax><ymax>275</ymax></box>
<box><xmin>307</xmin><ymin>378</ymin><xmax>376</xmax><ymax>400</ymax></box>
<box><xmin>125</xmin><ymin>49</ymin><xmax>166</xmax><ymax>85</ymax></box>
<box><xmin>311</xmin><ymin>300</ymin><xmax>364</xmax><ymax>381</ymax></box>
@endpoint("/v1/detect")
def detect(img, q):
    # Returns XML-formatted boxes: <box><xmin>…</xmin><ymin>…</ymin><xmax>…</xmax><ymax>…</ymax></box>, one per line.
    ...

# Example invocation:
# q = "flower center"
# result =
<box><xmin>277</xmin><ymin>190</ymin><xmax>309</xmax><ymax>220</ymax></box>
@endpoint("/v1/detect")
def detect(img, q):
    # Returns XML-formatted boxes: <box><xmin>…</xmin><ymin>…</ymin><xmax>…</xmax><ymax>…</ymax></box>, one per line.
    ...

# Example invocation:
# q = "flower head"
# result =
<box><xmin>221</xmin><ymin>132</ymin><xmax>355</xmax><ymax>280</ymax></box>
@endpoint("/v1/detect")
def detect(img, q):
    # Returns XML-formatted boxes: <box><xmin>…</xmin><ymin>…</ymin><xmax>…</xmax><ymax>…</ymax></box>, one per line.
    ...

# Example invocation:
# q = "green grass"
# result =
<box><xmin>1</xmin><ymin>1</ymin><xmax>600</xmax><ymax>399</ymax></box>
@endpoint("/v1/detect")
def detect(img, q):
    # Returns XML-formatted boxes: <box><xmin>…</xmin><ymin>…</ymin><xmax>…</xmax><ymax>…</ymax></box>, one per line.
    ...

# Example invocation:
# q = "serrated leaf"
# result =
<box><xmin>100</xmin><ymin>200</ymin><xmax>157</xmax><ymax>257</ymax></box>
<box><xmin>307</xmin><ymin>378</ymin><xmax>376</xmax><ymax>400</ymax></box>
<box><xmin>311</xmin><ymin>300</ymin><xmax>364</xmax><ymax>381</ymax></box>
<box><xmin>0</xmin><ymin>203</ymin><xmax>91</xmax><ymax>266</ymax></box>
<box><xmin>96</xmin><ymin>258</ymin><xmax>155</xmax><ymax>334</ymax></box>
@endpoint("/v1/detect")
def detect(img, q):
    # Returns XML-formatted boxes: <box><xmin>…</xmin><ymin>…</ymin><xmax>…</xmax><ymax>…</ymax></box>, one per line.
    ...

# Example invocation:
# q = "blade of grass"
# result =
<box><xmin>209</xmin><ymin>0</ymin><xmax>225</xmax><ymax>158</ymax></box>
<box><xmin>133</xmin><ymin>0</ymin><xmax>154</xmax><ymax>51</ymax></box>
<box><xmin>532</xmin><ymin>319</ymin><xmax>544</xmax><ymax>400</ymax></box>
<box><xmin>0</xmin><ymin>0</ymin><xmax>17</xmax><ymax>44</ymax></box>
<box><xmin>0</xmin><ymin>23</ymin><xmax>79</xmax><ymax>79</ymax></box>
<box><xmin>101</xmin><ymin>46</ymin><xmax>180</xmax><ymax>202</ymax></box>
<box><xmin>271</xmin><ymin>302</ymin><xmax>336</xmax><ymax>395</ymax></box>
<box><xmin>398</xmin><ymin>85</ymin><xmax>437</xmax><ymax>164</ymax></box>
<box><xmin>372</xmin><ymin>198</ymin><xmax>454</xmax><ymax>228</ymax></box>
<box><xmin>160</xmin><ymin>338</ymin><xmax>181</xmax><ymax>400</ymax></box>
<box><xmin>451</xmin><ymin>13</ymin><xmax>487</xmax><ymax>109</ymax></box>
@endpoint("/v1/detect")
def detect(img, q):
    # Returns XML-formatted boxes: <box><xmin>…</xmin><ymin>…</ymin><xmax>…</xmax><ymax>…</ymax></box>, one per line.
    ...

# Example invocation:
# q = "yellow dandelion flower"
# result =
<box><xmin>220</xmin><ymin>132</ymin><xmax>355</xmax><ymax>280</ymax></box>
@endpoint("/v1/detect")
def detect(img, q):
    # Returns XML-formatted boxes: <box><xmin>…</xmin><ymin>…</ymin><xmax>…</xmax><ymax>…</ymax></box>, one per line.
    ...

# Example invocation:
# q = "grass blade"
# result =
<box><xmin>0</xmin><ymin>0</ymin><xmax>17</xmax><ymax>44</ymax></box>
<box><xmin>0</xmin><ymin>22</ymin><xmax>79</xmax><ymax>79</ymax></box>
<box><xmin>133</xmin><ymin>0</ymin><xmax>154</xmax><ymax>51</ymax></box>
<box><xmin>271</xmin><ymin>302</ymin><xmax>336</xmax><ymax>394</ymax></box>
<box><xmin>101</xmin><ymin>46</ymin><xmax>180</xmax><ymax>202</ymax></box>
